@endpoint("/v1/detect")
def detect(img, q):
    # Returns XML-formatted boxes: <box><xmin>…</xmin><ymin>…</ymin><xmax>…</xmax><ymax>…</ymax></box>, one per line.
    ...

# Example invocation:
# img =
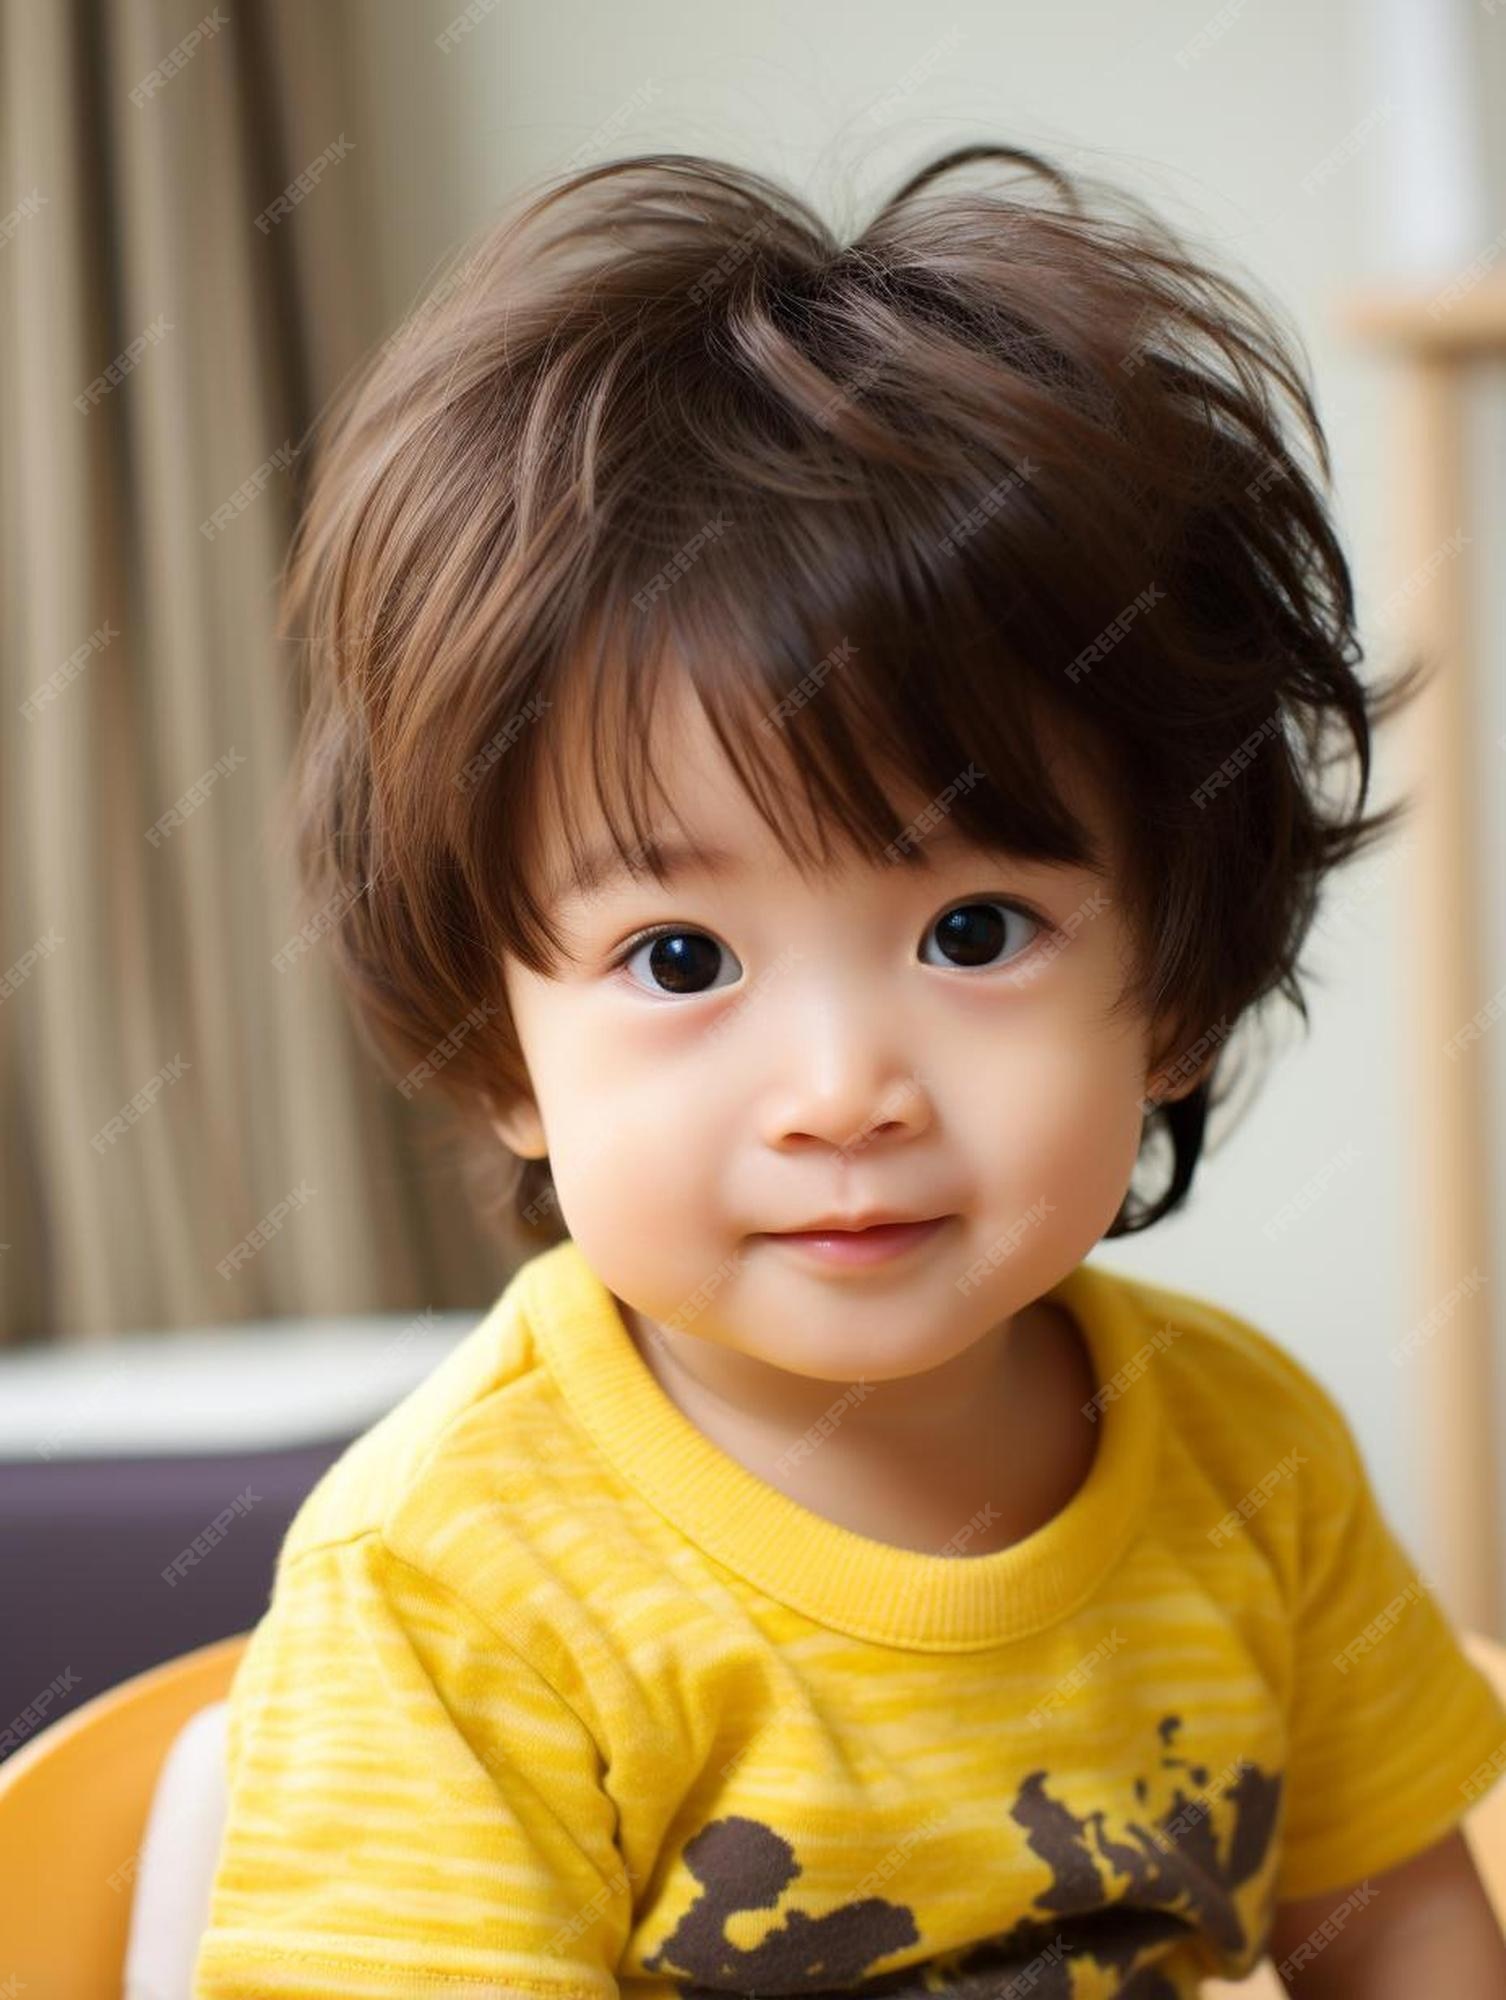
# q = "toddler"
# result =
<box><xmin>193</xmin><ymin>144</ymin><xmax>1506</xmax><ymax>1998</ymax></box>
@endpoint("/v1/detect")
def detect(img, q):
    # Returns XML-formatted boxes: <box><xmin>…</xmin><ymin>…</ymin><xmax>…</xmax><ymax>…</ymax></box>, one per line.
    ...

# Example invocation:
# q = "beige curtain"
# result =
<box><xmin>0</xmin><ymin>0</ymin><xmax>505</xmax><ymax>1341</ymax></box>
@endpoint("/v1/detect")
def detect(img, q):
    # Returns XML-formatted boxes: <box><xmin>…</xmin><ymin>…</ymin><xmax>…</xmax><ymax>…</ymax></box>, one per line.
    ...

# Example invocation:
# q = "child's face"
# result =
<box><xmin>494</xmin><ymin>674</ymin><xmax>1190</xmax><ymax>1385</ymax></box>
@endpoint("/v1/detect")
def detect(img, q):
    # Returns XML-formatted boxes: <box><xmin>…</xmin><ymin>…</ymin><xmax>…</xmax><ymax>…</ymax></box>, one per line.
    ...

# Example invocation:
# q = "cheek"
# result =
<box><xmin>539</xmin><ymin>984</ymin><xmax>740</xmax><ymax>1126</ymax></box>
<box><xmin>515</xmin><ymin>994</ymin><xmax>721</xmax><ymax>1233</ymax></box>
<box><xmin>962</xmin><ymin>1017</ymin><xmax>1148</xmax><ymax>1213</ymax></box>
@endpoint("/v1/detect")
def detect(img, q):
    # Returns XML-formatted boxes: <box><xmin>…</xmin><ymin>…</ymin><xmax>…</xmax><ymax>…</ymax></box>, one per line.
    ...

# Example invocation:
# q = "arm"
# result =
<box><xmin>1267</xmin><ymin>1826</ymin><xmax>1506</xmax><ymax>1996</ymax></box>
<box><xmin>1247</xmin><ymin>1349</ymin><xmax>1506</xmax><ymax>1990</ymax></box>
<box><xmin>192</xmin><ymin>1532</ymin><xmax>631</xmax><ymax>1998</ymax></box>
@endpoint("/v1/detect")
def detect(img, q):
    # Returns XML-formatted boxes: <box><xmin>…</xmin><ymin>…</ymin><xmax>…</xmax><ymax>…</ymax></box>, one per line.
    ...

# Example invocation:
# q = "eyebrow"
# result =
<box><xmin>546</xmin><ymin>837</ymin><xmax>738</xmax><ymax>904</ymax></box>
<box><xmin>546</xmin><ymin>823</ymin><xmax>1082</xmax><ymax>904</ymax></box>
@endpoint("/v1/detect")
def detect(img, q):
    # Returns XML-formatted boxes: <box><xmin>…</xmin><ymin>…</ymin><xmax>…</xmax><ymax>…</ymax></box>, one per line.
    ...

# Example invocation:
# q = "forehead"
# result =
<box><xmin>525</xmin><ymin>666</ymin><xmax>1121</xmax><ymax>906</ymax></box>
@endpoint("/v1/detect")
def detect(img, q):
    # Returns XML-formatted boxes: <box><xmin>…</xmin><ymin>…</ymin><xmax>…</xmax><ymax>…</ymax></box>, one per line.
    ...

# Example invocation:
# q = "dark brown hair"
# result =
<box><xmin>275</xmin><ymin>143</ymin><xmax>1425</xmax><ymax>1253</ymax></box>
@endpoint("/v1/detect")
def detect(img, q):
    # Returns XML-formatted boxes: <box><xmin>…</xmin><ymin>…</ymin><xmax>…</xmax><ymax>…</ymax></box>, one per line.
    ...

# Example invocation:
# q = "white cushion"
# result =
<box><xmin>0</xmin><ymin>1311</ymin><xmax>474</xmax><ymax>1459</ymax></box>
<box><xmin>122</xmin><ymin>1701</ymin><xmax>230</xmax><ymax>2000</ymax></box>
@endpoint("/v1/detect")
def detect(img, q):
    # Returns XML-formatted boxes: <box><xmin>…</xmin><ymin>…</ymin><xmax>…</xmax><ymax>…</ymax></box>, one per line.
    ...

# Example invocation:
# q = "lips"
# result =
<box><xmin>757</xmin><ymin>1215</ymin><xmax>953</xmax><ymax>1269</ymax></box>
<box><xmin>769</xmin><ymin>1212</ymin><xmax>947</xmax><ymax>1235</ymax></box>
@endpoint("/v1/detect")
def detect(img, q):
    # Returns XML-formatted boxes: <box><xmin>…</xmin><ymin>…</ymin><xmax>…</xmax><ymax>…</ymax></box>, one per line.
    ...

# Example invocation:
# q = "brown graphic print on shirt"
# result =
<box><xmin>641</xmin><ymin>1713</ymin><xmax>1281</xmax><ymax>1997</ymax></box>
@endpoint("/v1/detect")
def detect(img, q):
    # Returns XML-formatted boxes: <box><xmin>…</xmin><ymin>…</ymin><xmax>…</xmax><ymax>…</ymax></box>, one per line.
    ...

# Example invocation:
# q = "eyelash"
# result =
<box><xmin>606</xmin><ymin>897</ymin><xmax>1056</xmax><ymax>980</ymax></box>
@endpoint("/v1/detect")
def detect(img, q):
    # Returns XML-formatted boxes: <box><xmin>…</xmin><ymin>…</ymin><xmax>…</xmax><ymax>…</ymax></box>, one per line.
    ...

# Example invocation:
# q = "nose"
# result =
<box><xmin>758</xmin><ymin>996</ymin><xmax>934</xmax><ymax>1155</ymax></box>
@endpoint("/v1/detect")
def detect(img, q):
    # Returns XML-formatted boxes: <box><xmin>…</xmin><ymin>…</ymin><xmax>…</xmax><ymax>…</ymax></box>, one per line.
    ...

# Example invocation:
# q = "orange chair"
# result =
<box><xmin>0</xmin><ymin>1628</ymin><xmax>249</xmax><ymax>1997</ymax></box>
<box><xmin>3</xmin><ymin>1626</ymin><xmax>1506</xmax><ymax>1997</ymax></box>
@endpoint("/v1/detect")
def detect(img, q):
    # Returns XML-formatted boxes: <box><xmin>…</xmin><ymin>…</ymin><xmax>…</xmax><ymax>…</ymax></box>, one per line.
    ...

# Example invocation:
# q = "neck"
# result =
<box><xmin>622</xmin><ymin>1296</ymin><xmax>1021</xmax><ymax>1442</ymax></box>
<box><xmin>617</xmin><ymin>1291</ymin><xmax>1096</xmax><ymax>1555</ymax></box>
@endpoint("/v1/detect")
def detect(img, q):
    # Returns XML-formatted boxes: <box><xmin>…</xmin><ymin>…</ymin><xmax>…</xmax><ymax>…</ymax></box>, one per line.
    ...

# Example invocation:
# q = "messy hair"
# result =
<box><xmin>276</xmin><ymin>143</ymin><xmax>1424</xmax><ymax>1253</ymax></box>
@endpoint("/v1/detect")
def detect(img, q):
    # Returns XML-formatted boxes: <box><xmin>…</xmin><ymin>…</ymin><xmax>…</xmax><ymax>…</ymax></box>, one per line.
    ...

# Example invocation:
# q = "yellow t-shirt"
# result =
<box><xmin>192</xmin><ymin>1239</ymin><xmax>1506</xmax><ymax>1999</ymax></box>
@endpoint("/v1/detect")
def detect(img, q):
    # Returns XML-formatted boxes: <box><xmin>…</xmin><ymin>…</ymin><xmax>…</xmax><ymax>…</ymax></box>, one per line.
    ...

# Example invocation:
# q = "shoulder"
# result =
<box><xmin>1080</xmin><ymin>1261</ymin><xmax>1368</xmax><ymax>1517</ymax></box>
<box><xmin>1096</xmin><ymin>1264</ymin><xmax>1360</xmax><ymax>1440</ymax></box>
<box><xmin>274</xmin><ymin>1248</ymin><xmax>558</xmax><ymax>1575</ymax></box>
<box><xmin>1086</xmin><ymin>1262</ymin><xmax>1352</xmax><ymax>1432</ymax></box>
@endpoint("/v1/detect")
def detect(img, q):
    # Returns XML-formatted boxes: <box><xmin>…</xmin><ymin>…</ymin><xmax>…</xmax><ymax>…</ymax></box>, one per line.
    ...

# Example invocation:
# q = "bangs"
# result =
<box><xmin>492</xmin><ymin>452</ymin><xmax>1116</xmax><ymax>978</ymax></box>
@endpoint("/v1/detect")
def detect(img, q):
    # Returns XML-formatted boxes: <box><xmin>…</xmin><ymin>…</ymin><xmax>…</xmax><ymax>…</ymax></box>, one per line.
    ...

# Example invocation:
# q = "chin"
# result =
<box><xmin>751</xmin><ymin>1324</ymin><xmax>976</xmax><ymax>1383</ymax></box>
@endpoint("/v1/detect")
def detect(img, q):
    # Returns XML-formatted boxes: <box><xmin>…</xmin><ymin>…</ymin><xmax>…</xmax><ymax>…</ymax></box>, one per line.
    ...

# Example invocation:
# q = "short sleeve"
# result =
<box><xmin>1274</xmin><ymin>1380</ymin><xmax>1506</xmax><ymax>1903</ymax></box>
<box><xmin>192</xmin><ymin>1532</ymin><xmax>631</xmax><ymax>1999</ymax></box>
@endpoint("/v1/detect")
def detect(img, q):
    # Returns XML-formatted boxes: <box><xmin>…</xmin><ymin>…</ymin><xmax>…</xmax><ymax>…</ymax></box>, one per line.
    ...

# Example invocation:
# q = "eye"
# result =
<box><xmin>921</xmin><ymin>899</ymin><xmax>1045</xmax><ymax>971</ymax></box>
<box><xmin>613</xmin><ymin>926</ymin><xmax>744</xmax><ymax>997</ymax></box>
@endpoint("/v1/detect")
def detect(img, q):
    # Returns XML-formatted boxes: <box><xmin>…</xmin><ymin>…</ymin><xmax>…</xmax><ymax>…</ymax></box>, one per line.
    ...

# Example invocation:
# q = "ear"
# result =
<box><xmin>1145</xmin><ymin>1061</ymin><xmax>1209</xmax><ymax>1109</ymax></box>
<box><xmin>485</xmin><ymin>1092</ymin><xmax>548</xmax><ymax>1160</ymax></box>
<box><xmin>1143</xmin><ymin>1017</ymin><xmax>1216</xmax><ymax>1108</ymax></box>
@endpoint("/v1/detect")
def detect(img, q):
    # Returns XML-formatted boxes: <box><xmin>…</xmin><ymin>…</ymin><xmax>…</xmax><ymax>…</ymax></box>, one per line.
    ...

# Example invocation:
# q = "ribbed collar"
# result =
<box><xmin>518</xmin><ymin>1239</ymin><xmax>1161</xmax><ymax>1653</ymax></box>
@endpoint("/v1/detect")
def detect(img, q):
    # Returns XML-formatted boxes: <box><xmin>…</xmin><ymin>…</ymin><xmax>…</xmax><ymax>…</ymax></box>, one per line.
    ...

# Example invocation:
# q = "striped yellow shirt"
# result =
<box><xmin>192</xmin><ymin>1239</ymin><xmax>1506</xmax><ymax>1998</ymax></box>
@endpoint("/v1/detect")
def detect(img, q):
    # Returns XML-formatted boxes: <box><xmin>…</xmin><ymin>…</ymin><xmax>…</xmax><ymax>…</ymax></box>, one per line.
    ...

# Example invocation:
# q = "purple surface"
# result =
<box><xmin>0</xmin><ymin>1434</ymin><xmax>357</xmax><ymax>1763</ymax></box>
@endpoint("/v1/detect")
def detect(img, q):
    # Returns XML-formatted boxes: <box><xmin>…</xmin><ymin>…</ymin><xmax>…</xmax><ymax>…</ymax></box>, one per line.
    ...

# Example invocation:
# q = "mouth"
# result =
<box><xmin>756</xmin><ymin>1215</ymin><xmax>954</xmax><ymax>1269</ymax></box>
